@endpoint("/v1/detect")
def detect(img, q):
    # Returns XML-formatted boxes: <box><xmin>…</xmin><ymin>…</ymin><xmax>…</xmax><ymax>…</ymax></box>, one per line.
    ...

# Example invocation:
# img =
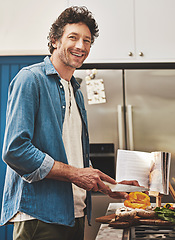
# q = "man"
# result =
<box><xmin>1</xmin><ymin>6</ymin><xmax>138</xmax><ymax>240</ymax></box>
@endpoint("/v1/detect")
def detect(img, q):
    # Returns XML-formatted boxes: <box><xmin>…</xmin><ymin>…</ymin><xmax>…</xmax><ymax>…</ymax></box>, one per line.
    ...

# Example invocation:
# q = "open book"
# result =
<box><xmin>116</xmin><ymin>149</ymin><xmax>171</xmax><ymax>195</ymax></box>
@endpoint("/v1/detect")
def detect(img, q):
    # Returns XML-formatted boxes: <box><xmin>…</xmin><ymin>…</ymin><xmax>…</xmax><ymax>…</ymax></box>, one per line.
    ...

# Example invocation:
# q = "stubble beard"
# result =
<box><xmin>58</xmin><ymin>45</ymin><xmax>86</xmax><ymax>69</ymax></box>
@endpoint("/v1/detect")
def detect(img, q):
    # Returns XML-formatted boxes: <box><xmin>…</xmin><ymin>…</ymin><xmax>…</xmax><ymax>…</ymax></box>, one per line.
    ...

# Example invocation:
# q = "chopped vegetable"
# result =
<box><xmin>164</xmin><ymin>203</ymin><xmax>173</xmax><ymax>209</ymax></box>
<box><xmin>115</xmin><ymin>207</ymin><xmax>137</xmax><ymax>221</ymax></box>
<box><xmin>136</xmin><ymin>208</ymin><xmax>156</xmax><ymax>218</ymax></box>
<box><xmin>124</xmin><ymin>192</ymin><xmax>150</xmax><ymax>209</ymax></box>
<box><xmin>154</xmin><ymin>207</ymin><xmax>175</xmax><ymax>223</ymax></box>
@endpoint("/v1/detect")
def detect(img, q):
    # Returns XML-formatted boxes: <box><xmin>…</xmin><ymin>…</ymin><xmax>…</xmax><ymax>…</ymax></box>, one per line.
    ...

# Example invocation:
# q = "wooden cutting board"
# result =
<box><xmin>96</xmin><ymin>214</ymin><xmax>175</xmax><ymax>229</ymax></box>
<box><xmin>96</xmin><ymin>214</ymin><xmax>116</xmax><ymax>223</ymax></box>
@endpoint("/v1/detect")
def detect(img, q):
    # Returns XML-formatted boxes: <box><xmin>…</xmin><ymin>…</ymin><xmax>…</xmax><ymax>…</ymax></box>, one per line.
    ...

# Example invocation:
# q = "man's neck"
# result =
<box><xmin>50</xmin><ymin>55</ymin><xmax>75</xmax><ymax>82</ymax></box>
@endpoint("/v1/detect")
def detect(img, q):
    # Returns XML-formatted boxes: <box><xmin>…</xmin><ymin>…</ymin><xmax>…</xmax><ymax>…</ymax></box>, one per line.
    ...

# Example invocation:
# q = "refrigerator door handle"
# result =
<box><xmin>127</xmin><ymin>105</ymin><xmax>134</xmax><ymax>150</ymax></box>
<box><xmin>118</xmin><ymin>105</ymin><xmax>124</xmax><ymax>149</ymax></box>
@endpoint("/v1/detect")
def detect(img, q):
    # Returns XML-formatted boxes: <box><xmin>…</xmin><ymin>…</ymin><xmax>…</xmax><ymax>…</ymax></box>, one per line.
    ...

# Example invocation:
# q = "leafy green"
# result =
<box><xmin>154</xmin><ymin>207</ymin><xmax>175</xmax><ymax>223</ymax></box>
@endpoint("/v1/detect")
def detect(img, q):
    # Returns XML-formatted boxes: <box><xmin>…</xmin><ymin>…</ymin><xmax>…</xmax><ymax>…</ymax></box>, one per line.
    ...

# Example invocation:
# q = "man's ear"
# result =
<box><xmin>51</xmin><ymin>38</ymin><xmax>58</xmax><ymax>49</ymax></box>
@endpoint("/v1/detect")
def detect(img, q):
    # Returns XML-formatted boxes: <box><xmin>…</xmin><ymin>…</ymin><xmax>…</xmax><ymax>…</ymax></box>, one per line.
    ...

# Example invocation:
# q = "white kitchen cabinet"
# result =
<box><xmin>68</xmin><ymin>0</ymin><xmax>175</xmax><ymax>63</ymax></box>
<box><xmin>68</xmin><ymin>0</ymin><xmax>135</xmax><ymax>63</ymax></box>
<box><xmin>135</xmin><ymin>0</ymin><xmax>175</xmax><ymax>62</ymax></box>
<box><xmin>0</xmin><ymin>0</ymin><xmax>67</xmax><ymax>55</ymax></box>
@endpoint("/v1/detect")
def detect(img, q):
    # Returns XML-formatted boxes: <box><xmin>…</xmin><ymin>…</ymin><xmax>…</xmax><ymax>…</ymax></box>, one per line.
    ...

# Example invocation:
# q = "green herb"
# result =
<box><xmin>154</xmin><ymin>207</ymin><xmax>175</xmax><ymax>223</ymax></box>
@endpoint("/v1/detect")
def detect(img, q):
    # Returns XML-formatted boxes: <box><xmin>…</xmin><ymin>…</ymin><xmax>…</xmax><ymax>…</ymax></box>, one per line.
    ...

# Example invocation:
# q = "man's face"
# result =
<box><xmin>53</xmin><ymin>23</ymin><xmax>91</xmax><ymax>69</ymax></box>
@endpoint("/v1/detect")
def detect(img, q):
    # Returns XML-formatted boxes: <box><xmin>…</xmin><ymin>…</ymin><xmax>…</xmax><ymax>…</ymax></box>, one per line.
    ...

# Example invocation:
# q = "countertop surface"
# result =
<box><xmin>95</xmin><ymin>202</ymin><xmax>169</xmax><ymax>240</ymax></box>
<box><xmin>95</xmin><ymin>203</ymin><xmax>124</xmax><ymax>240</ymax></box>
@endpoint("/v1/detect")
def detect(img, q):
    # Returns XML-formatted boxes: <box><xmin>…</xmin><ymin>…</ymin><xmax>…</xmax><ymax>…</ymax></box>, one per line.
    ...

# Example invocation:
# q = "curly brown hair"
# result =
<box><xmin>47</xmin><ymin>6</ymin><xmax>99</xmax><ymax>54</ymax></box>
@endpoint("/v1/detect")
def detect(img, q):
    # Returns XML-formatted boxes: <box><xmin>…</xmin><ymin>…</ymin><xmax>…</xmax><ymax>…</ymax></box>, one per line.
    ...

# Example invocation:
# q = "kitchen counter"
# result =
<box><xmin>95</xmin><ymin>202</ymin><xmax>175</xmax><ymax>240</ymax></box>
<box><xmin>95</xmin><ymin>203</ymin><xmax>127</xmax><ymax>240</ymax></box>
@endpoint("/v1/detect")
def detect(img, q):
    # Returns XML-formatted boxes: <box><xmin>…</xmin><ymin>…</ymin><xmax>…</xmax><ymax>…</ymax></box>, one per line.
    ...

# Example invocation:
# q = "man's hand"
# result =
<box><xmin>46</xmin><ymin>161</ymin><xmax>140</xmax><ymax>199</ymax></box>
<box><xmin>46</xmin><ymin>161</ymin><xmax>116</xmax><ymax>194</ymax></box>
<box><xmin>71</xmin><ymin>167</ymin><xmax>116</xmax><ymax>194</ymax></box>
<box><xmin>107</xmin><ymin>180</ymin><xmax>140</xmax><ymax>199</ymax></box>
<box><xmin>71</xmin><ymin>168</ymin><xmax>140</xmax><ymax>200</ymax></box>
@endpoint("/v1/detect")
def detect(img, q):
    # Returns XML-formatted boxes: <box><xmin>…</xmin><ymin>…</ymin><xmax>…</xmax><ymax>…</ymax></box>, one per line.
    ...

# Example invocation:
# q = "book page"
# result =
<box><xmin>116</xmin><ymin>150</ymin><xmax>153</xmax><ymax>188</ymax></box>
<box><xmin>166</xmin><ymin>152</ymin><xmax>171</xmax><ymax>194</ymax></box>
<box><xmin>149</xmin><ymin>152</ymin><xmax>163</xmax><ymax>193</ymax></box>
<box><xmin>149</xmin><ymin>152</ymin><xmax>171</xmax><ymax>195</ymax></box>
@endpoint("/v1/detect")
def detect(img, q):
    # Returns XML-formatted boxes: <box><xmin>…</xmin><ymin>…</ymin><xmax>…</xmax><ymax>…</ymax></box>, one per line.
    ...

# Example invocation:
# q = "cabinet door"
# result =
<box><xmin>68</xmin><ymin>0</ymin><xmax>135</xmax><ymax>62</ymax></box>
<box><xmin>0</xmin><ymin>0</ymin><xmax>67</xmax><ymax>55</ymax></box>
<box><xmin>135</xmin><ymin>0</ymin><xmax>175</xmax><ymax>61</ymax></box>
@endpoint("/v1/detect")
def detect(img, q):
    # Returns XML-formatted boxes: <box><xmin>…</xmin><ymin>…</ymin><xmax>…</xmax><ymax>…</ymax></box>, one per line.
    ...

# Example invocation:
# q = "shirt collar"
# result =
<box><xmin>44</xmin><ymin>56</ymin><xmax>58</xmax><ymax>76</ymax></box>
<box><xmin>44</xmin><ymin>56</ymin><xmax>80</xmax><ymax>90</ymax></box>
<box><xmin>71</xmin><ymin>76</ymin><xmax>80</xmax><ymax>91</ymax></box>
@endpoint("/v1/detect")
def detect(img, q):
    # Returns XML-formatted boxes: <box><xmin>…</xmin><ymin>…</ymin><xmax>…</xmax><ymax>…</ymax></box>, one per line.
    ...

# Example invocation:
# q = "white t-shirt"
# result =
<box><xmin>61</xmin><ymin>78</ymin><xmax>86</xmax><ymax>218</ymax></box>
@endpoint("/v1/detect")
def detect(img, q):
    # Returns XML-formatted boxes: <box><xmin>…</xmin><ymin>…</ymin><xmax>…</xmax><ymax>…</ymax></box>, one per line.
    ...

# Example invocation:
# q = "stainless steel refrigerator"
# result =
<box><xmin>74</xmin><ymin>68</ymin><xmax>175</xmax><ymax>239</ymax></box>
<box><xmin>74</xmin><ymin>68</ymin><xmax>175</xmax><ymax>187</ymax></box>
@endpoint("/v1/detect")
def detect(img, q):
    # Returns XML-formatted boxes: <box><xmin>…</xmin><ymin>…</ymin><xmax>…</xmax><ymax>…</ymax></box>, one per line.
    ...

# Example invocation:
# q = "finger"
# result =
<box><xmin>99</xmin><ymin>189</ymin><xmax>105</xmax><ymax>194</ymax></box>
<box><xmin>92</xmin><ymin>183</ymin><xmax>99</xmax><ymax>192</ymax></box>
<box><xmin>99</xmin><ymin>172</ymin><xmax>117</xmax><ymax>185</ymax></box>
<box><xmin>119</xmin><ymin>180</ymin><xmax>140</xmax><ymax>186</ymax></box>
<box><xmin>97</xmin><ymin>180</ymin><xmax>111</xmax><ymax>194</ymax></box>
<box><xmin>132</xmin><ymin>180</ymin><xmax>140</xmax><ymax>186</ymax></box>
<box><xmin>108</xmin><ymin>191</ymin><xmax>128</xmax><ymax>199</ymax></box>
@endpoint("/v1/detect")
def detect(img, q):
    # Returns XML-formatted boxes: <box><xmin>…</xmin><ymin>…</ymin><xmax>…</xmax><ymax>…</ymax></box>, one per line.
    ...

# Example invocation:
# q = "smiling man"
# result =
<box><xmin>51</xmin><ymin>22</ymin><xmax>91</xmax><ymax>70</ymax></box>
<box><xmin>1</xmin><ymin>6</ymin><xmax>138</xmax><ymax>240</ymax></box>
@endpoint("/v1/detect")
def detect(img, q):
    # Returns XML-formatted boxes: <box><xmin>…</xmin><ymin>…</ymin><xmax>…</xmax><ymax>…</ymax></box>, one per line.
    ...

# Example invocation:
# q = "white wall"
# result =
<box><xmin>0</xmin><ymin>0</ymin><xmax>67</xmax><ymax>55</ymax></box>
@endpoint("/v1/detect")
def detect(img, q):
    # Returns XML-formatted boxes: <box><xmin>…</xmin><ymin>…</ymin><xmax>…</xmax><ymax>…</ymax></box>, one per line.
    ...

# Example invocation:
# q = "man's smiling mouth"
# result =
<box><xmin>71</xmin><ymin>52</ymin><xmax>84</xmax><ymax>57</ymax></box>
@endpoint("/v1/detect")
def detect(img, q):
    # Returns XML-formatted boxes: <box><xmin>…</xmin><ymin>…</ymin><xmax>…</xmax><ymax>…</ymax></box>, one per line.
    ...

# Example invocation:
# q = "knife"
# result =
<box><xmin>103</xmin><ymin>181</ymin><xmax>149</xmax><ymax>192</ymax></box>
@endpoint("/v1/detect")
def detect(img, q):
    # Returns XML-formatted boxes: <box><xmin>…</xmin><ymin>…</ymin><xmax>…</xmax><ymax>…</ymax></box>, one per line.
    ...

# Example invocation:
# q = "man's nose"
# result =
<box><xmin>75</xmin><ymin>39</ymin><xmax>85</xmax><ymax>50</ymax></box>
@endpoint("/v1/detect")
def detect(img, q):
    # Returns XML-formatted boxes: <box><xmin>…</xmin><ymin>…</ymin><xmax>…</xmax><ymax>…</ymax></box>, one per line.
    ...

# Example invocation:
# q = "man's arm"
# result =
<box><xmin>46</xmin><ymin>160</ymin><xmax>116</xmax><ymax>193</ymax></box>
<box><xmin>2</xmin><ymin>70</ymin><xmax>52</xmax><ymax>182</ymax></box>
<box><xmin>46</xmin><ymin>160</ymin><xmax>139</xmax><ymax>199</ymax></box>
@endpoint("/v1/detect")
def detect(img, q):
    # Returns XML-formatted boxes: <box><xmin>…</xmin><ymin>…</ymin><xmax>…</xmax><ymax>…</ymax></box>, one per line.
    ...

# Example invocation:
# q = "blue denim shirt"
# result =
<box><xmin>0</xmin><ymin>56</ymin><xmax>91</xmax><ymax>226</ymax></box>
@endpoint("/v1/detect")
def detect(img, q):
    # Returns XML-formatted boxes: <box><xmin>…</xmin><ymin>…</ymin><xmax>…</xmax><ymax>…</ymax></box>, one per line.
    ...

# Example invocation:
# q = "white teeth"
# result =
<box><xmin>72</xmin><ymin>52</ymin><xmax>83</xmax><ymax>57</ymax></box>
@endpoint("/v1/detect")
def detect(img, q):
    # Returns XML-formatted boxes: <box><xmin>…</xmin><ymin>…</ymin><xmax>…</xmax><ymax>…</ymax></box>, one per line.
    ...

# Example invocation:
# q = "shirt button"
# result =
<box><xmin>60</xmin><ymin>85</ymin><xmax>63</xmax><ymax>88</ymax></box>
<box><xmin>62</xmin><ymin>106</ymin><xmax>65</xmax><ymax>109</ymax></box>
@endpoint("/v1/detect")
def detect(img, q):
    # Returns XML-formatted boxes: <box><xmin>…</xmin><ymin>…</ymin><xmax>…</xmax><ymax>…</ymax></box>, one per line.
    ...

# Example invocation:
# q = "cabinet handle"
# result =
<box><xmin>139</xmin><ymin>52</ymin><xmax>144</xmax><ymax>56</ymax></box>
<box><xmin>128</xmin><ymin>52</ymin><xmax>133</xmax><ymax>56</ymax></box>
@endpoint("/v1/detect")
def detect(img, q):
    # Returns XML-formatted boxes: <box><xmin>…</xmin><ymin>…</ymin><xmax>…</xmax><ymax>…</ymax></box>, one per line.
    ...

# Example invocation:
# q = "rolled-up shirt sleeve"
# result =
<box><xmin>2</xmin><ymin>69</ymin><xmax>54</xmax><ymax>182</ymax></box>
<box><xmin>22</xmin><ymin>154</ymin><xmax>54</xmax><ymax>183</ymax></box>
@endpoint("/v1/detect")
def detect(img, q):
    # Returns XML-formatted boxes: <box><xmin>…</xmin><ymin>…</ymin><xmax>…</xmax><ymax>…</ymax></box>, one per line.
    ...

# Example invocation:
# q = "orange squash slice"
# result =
<box><xmin>124</xmin><ymin>192</ymin><xmax>150</xmax><ymax>209</ymax></box>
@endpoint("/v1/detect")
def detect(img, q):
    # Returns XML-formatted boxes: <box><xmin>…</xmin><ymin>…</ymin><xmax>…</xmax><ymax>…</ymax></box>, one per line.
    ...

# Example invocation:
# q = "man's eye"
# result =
<box><xmin>84</xmin><ymin>39</ymin><xmax>91</xmax><ymax>43</ymax></box>
<box><xmin>69</xmin><ymin>36</ymin><xmax>76</xmax><ymax>40</ymax></box>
